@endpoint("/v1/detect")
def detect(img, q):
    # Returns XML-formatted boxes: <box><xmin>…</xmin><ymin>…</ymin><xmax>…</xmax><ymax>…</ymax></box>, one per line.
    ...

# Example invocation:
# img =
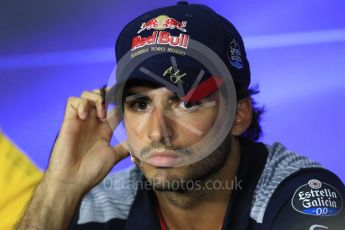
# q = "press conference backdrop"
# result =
<box><xmin>1</xmin><ymin>0</ymin><xmax>344</xmax><ymax>181</ymax></box>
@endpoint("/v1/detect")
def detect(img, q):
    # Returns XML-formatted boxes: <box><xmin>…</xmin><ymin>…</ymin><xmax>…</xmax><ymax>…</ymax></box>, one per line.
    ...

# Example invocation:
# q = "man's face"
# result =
<box><xmin>123</xmin><ymin>85</ymin><xmax>231</xmax><ymax>190</ymax></box>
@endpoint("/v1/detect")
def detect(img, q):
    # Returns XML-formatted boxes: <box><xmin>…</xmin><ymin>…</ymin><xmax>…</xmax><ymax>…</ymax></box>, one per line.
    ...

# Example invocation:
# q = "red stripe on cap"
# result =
<box><xmin>181</xmin><ymin>76</ymin><xmax>224</xmax><ymax>102</ymax></box>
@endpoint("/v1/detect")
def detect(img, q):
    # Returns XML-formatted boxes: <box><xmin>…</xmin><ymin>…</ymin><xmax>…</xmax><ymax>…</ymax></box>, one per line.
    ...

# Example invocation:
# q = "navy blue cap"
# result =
<box><xmin>113</xmin><ymin>1</ymin><xmax>250</xmax><ymax>104</ymax></box>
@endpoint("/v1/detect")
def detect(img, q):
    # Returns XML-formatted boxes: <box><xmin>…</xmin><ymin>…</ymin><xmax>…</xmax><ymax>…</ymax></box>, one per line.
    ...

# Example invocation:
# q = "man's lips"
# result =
<box><xmin>145</xmin><ymin>151</ymin><xmax>182</xmax><ymax>167</ymax></box>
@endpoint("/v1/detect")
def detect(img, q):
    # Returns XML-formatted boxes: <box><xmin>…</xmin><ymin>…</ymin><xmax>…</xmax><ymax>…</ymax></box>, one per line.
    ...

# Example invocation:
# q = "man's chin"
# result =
<box><xmin>139</xmin><ymin>162</ymin><xmax>189</xmax><ymax>186</ymax></box>
<box><xmin>139</xmin><ymin>161</ymin><xmax>186</xmax><ymax>178</ymax></box>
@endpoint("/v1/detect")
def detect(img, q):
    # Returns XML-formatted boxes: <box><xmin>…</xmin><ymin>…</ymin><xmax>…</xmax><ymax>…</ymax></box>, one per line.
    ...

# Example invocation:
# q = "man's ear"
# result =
<box><xmin>231</xmin><ymin>97</ymin><xmax>252</xmax><ymax>136</ymax></box>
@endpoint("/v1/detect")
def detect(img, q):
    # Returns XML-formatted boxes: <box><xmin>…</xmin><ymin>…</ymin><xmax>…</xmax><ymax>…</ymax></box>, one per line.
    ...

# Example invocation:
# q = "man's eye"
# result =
<box><xmin>177</xmin><ymin>101</ymin><xmax>202</xmax><ymax>111</ymax></box>
<box><xmin>129</xmin><ymin>101</ymin><xmax>151</xmax><ymax>112</ymax></box>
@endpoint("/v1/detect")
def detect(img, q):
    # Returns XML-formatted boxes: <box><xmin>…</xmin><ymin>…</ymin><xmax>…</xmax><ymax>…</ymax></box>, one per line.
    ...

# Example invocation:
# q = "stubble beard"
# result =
<box><xmin>136</xmin><ymin>133</ymin><xmax>232</xmax><ymax>192</ymax></box>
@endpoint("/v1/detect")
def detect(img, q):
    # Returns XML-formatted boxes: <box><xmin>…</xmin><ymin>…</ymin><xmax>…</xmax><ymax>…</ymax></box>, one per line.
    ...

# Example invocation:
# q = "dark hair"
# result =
<box><xmin>236</xmin><ymin>84</ymin><xmax>265</xmax><ymax>141</ymax></box>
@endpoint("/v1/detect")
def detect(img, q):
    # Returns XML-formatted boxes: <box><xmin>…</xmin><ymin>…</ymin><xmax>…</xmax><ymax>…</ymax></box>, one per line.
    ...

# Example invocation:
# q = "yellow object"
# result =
<box><xmin>0</xmin><ymin>132</ymin><xmax>43</xmax><ymax>230</ymax></box>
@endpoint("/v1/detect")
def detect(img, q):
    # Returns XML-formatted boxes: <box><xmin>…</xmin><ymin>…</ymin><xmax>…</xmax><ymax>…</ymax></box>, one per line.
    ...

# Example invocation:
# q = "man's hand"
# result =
<box><xmin>47</xmin><ymin>89</ymin><xmax>129</xmax><ymax>194</ymax></box>
<box><xmin>17</xmin><ymin>89</ymin><xmax>129</xmax><ymax>230</ymax></box>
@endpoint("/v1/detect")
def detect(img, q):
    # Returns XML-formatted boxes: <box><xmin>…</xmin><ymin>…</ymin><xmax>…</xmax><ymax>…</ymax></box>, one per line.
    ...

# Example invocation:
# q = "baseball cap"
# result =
<box><xmin>111</xmin><ymin>1</ymin><xmax>250</xmax><ymax>106</ymax></box>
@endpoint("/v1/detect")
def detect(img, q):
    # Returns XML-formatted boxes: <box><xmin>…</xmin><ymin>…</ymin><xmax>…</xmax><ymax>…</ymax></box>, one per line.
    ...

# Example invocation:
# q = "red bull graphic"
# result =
<box><xmin>137</xmin><ymin>15</ymin><xmax>187</xmax><ymax>33</ymax></box>
<box><xmin>162</xmin><ymin>18</ymin><xmax>187</xmax><ymax>32</ymax></box>
<box><xmin>137</xmin><ymin>19</ymin><xmax>159</xmax><ymax>34</ymax></box>
<box><xmin>131</xmin><ymin>31</ymin><xmax>189</xmax><ymax>50</ymax></box>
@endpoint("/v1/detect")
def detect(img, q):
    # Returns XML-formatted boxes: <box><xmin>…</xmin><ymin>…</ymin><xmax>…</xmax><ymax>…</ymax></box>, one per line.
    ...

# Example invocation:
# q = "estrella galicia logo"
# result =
<box><xmin>291</xmin><ymin>179</ymin><xmax>343</xmax><ymax>216</ymax></box>
<box><xmin>228</xmin><ymin>39</ymin><xmax>243</xmax><ymax>69</ymax></box>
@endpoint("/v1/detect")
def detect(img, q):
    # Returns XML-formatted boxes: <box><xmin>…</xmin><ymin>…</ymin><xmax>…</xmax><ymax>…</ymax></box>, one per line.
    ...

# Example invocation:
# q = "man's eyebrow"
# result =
<box><xmin>124</xmin><ymin>91</ymin><xmax>151</xmax><ymax>102</ymax></box>
<box><xmin>124</xmin><ymin>90</ymin><xmax>180</xmax><ymax>102</ymax></box>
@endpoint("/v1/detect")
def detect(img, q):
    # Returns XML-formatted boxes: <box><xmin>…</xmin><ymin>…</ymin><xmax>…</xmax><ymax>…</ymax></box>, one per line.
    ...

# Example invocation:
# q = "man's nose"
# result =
<box><xmin>147</xmin><ymin>107</ymin><xmax>173</xmax><ymax>146</ymax></box>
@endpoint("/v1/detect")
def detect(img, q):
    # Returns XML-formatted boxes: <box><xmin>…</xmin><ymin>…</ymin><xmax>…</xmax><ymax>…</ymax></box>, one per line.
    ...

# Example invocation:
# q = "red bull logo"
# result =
<box><xmin>137</xmin><ymin>15</ymin><xmax>187</xmax><ymax>33</ymax></box>
<box><xmin>131</xmin><ymin>31</ymin><xmax>189</xmax><ymax>50</ymax></box>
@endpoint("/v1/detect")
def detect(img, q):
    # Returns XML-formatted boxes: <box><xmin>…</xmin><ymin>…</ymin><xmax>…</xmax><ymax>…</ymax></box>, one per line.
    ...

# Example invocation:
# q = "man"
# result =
<box><xmin>18</xmin><ymin>2</ymin><xmax>344</xmax><ymax>229</ymax></box>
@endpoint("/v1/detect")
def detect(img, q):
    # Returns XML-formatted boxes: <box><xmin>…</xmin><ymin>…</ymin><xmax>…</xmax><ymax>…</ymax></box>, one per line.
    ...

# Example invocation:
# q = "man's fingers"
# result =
<box><xmin>81</xmin><ymin>91</ymin><xmax>106</xmax><ymax>119</ymax></box>
<box><xmin>63</xmin><ymin>88</ymin><xmax>116</xmax><ymax>122</ymax></box>
<box><xmin>78</xmin><ymin>98</ymin><xmax>92</xmax><ymax>120</ymax></box>
<box><xmin>64</xmin><ymin>97</ymin><xmax>81</xmax><ymax>120</ymax></box>
<box><xmin>64</xmin><ymin>96</ymin><xmax>100</xmax><ymax>121</ymax></box>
